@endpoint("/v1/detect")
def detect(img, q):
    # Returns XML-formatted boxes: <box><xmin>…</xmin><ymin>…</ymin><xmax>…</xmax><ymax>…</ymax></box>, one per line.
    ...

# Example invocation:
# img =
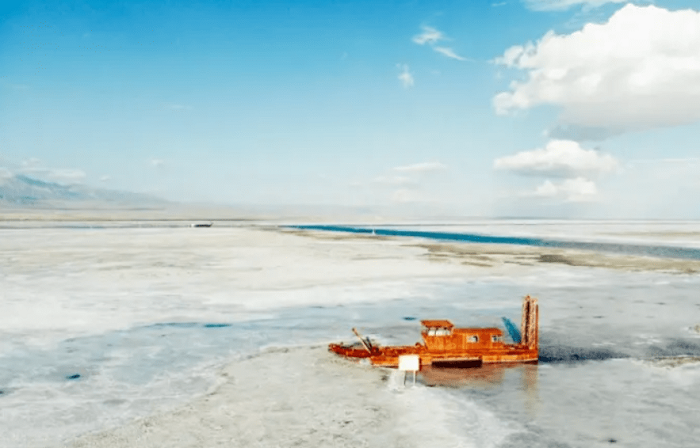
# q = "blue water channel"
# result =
<box><xmin>291</xmin><ymin>225</ymin><xmax>700</xmax><ymax>261</ymax></box>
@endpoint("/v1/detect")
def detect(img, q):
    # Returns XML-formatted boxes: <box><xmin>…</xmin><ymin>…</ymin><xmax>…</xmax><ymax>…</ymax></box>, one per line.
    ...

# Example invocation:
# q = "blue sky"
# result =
<box><xmin>1</xmin><ymin>0</ymin><xmax>699</xmax><ymax>218</ymax></box>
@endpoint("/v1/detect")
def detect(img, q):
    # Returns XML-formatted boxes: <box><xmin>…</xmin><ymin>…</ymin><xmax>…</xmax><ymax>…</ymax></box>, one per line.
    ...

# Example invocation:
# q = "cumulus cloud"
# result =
<box><xmin>495</xmin><ymin>140</ymin><xmax>615</xmax><ymax>204</ymax></box>
<box><xmin>494</xmin><ymin>5</ymin><xmax>700</xmax><ymax>139</ymax></box>
<box><xmin>523</xmin><ymin>0</ymin><xmax>626</xmax><ymax>11</ymax></box>
<box><xmin>150</xmin><ymin>159</ymin><xmax>166</xmax><ymax>168</ymax></box>
<box><xmin>494</xmin><ymin>140</ymin><xmax>617</xmax><ymax>177</ymax></box>
<box><xmin>393</xmin><ymin>161</ymin><xmax>447</xmax><ymax>173</ymax></box>
<box><xmin>530</xmin><ymin>177</ymin><xmax>598</xmax><ymax>202</ymax></box>
<box><xmin>412</xmin><ymin>26</ymin><xmax>444</xmax><ymax>45</ymax></box>
<box><xmin>397</xmin><ymin>64</ymin><xmax>414</xmax><ymax>88</ymax></box>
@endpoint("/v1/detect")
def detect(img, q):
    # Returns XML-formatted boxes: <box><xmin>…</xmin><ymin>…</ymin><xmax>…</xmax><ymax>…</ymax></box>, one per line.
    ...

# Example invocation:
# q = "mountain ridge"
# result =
<box><xmin>0</xmin><ymin>174</ymin><xmax>168</xmax><ymax>209</ymax></box>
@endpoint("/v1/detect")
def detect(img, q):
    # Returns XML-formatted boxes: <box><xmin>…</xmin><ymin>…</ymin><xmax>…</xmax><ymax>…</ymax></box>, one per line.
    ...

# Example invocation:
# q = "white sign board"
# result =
<box><xmin>398</xmin><ymin>354</ymin><xmax>420</xmax><ymax>372</ymax></box>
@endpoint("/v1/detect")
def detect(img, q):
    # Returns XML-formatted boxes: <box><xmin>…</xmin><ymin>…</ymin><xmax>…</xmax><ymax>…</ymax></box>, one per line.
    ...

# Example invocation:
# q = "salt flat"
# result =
<box><xmin>68</xmin><ymin>346</ymin><xmax>480</xmax><ymax>448</ymax></box>
<box><xmin>1</xmin><ymin>222</ymin><xmax>699</xmax><ymax>447</ymax></box>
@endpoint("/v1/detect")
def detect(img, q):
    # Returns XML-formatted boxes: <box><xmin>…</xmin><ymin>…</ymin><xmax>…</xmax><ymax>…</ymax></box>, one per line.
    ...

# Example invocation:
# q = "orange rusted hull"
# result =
<box><xmin>329</xmin><ymin>295</ymin><xmax>539</xmax><ymax>369</ymax></box>
<box><xmin>329</xmin><ymin>343</ymin><xmax>538</xmax><ymax>367</ymax></box>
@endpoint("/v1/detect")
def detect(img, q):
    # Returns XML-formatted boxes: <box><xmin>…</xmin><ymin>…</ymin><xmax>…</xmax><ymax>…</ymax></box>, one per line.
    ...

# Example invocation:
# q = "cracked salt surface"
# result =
<box><xmin>1</xmin><ymin>226</ymin><xmax>699</xmax><ymax>447</ymax></box>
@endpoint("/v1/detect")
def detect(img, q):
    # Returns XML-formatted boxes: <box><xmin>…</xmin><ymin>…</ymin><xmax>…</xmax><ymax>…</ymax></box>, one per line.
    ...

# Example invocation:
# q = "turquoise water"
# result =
<box><xmin>293</xmin><ymin>225</ymin><xmax>700</xmax><ymax>261</ymax></box>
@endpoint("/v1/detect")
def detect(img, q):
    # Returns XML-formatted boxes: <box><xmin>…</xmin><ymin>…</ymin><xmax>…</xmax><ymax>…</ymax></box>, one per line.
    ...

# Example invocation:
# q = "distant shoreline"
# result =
<box><xmin>285</xmin><ymin>227</ymin><xmax>700</xmax><ymax>275</ymax></box>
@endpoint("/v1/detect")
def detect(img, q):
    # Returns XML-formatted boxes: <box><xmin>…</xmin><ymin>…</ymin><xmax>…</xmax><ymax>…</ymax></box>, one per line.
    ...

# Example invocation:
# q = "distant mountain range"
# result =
<box><xmin>0</xmin><ymin>174</ymin><xmax>167</xmax><ymax>209</ymax></box>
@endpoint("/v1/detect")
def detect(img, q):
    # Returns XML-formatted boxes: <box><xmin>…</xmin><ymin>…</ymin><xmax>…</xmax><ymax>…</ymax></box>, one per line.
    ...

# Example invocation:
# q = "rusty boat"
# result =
<box><xmin>329</xmin><ymin>295</ymin><xmax>539</xmax><ymax>368</ymax></box>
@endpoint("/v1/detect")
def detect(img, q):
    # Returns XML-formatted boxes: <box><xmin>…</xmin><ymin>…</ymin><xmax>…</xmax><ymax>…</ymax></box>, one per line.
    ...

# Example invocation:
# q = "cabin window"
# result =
<box><xmin>467</xmin><ymin>335</ymin><xmax>478</xmax><ymax>343</ymax></box>
<box><xmin>491</xmin><ymin>335</ymin><xmax>503</xmax><ymax>343</ymax></box>
<box><xmin>428</xmin><ymin>328</ymin><xmax>436</xmax><ymax>336</ymax></box>
<box><xmin>436</xmin><ymin>328</ymin><xmax>450</xmax><ymax>336</ymax></box>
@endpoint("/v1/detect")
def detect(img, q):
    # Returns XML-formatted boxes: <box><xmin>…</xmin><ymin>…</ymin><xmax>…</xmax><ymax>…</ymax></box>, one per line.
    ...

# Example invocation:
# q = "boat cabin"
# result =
<box><xmin>421</xmin><ymin>319</ymin><xmax>505</xmax><ymax>351</ymax></box>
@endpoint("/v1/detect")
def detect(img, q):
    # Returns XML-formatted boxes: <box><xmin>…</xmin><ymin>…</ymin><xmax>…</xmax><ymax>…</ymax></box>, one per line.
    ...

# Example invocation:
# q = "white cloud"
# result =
<box><xmin>99</xmin><ymin>175</ymin><xmax>111</xmax><ymax>182</ymax></box>
<box><xmin>494</xmin><ymin>140</ymin><xmax>617</xmax><ymax>177</ymax></box>
<box><xmin>530</xmin><ymin>177</ymin><xmax>598</xmax><ymax>202</ymax></box>
<box><xmin>413</xmin><ymin>26</ymin><xmax>468</xmax><ymax>61</ymax></box>
<box><xmin>433</xmin><ymin>47</ymin><xmax>467</xmax><ymax>61</ymax></box>
<box><xmin>412</xmin><ymin>26</ymin><xmax>444</xmax><ymax>45</ymax></box>
<box><xmin>393</xmin><ymin>161</ymin><xmax>447</xmax><ymax>173</ymax></box>
<box><xmin>523</xmin><ymin>0</ymin><xmax>626</xmax><ymax>11</ymax></box>
<box><xmin>397</xmin><ymin>64</ymin><xmax>414</xmax><ymax>88</ymax></box>
<box><xmin>494</xmin><ymin>5</ymin><xmax>700</xmax><ymax>139</ymax></box>
<box><xmin>150</xmin><ymin>159</ymin><xmax>166</xmax><ymax>168</ymax></box>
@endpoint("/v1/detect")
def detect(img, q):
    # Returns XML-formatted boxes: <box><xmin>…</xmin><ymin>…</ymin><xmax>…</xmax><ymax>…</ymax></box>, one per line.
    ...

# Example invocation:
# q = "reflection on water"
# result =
<box><xmin>421</xmin><ymin>363</ymin><xmax>525</xmax><ymax>388</ymax></box>
<box><xmin>420</xmin><ymin>363</ymin><xmax>540</xmax><ymax>416</ymax></box>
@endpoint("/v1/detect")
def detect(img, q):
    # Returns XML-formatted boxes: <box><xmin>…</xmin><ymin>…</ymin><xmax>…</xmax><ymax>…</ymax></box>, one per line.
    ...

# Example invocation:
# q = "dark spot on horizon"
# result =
<box><xmin>203</xmin><ymin>323</ymin><xmax>231</xmax><ymax>328</ymax></box>
<box><xmin>66</xmin><ymin>374</ymin><xmax>81</xmax><ymax>380</ymax></box>
<box><xmin>593</xmin><ymin>316</ymin><xmax>604</xmax><ymax>319</ymax></box>
<box><xmin>148</xmin><ymin>322</ymin><xmax>198</xmax><ymax>329</ymax></box>
<box><xmin>608</xmin><ymin>438</ymin><xmax>617</xmax><ymax>443</ymax></box>
<box><xmin>403</xmin><ymin>316</ymin><xmax>417</xmax><ymax>321</ymax></box>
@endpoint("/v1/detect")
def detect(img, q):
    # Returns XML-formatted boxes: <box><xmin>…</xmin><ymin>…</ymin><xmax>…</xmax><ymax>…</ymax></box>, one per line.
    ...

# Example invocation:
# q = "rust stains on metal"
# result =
<box><xmin>329</xmin><ymin>295</ymin><xmax>539</xmax><ymax>368</ymax></box>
